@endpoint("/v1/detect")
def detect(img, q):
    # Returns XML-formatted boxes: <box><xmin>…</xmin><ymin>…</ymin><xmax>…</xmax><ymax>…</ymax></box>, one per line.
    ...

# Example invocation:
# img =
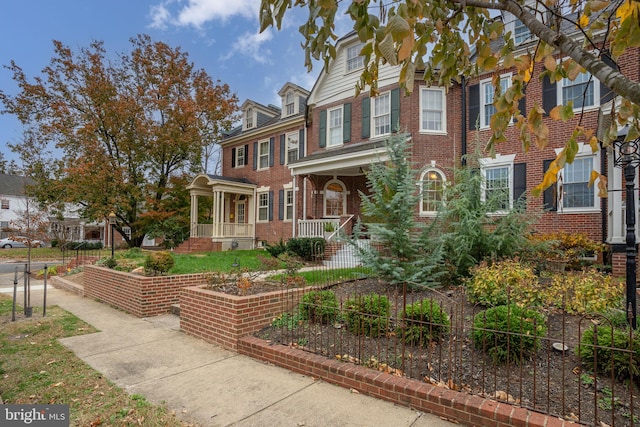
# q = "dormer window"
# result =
<box><xmin>346</xmin><ymin>43</ymin><xmax>364</xmax><ymax>73</ymax></box>
<box><xmin>285</xmin><ymin>91</ymin><xmax>295</xmax><ymax>116</ymax></box>
<box><xmin>514</xmin><ymin>19</ymin><xmax>531</xmax><ymax>44</ymax></box>
<box><xmin>245</xmin><ymin>107</ymin><xmax>254</xmax><ymax>129</ymax></box>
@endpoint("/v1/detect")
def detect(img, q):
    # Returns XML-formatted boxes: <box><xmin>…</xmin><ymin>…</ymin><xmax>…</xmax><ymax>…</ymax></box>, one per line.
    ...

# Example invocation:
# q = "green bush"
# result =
<box><xmin>578</xmin><ymin>324</ymin><xmax>640</xmax><ymax>380</ymax></box>
<box><xmin>123</xmin><ymin>247</ymin><xmax>143</xmax><ymax>258</ymax></box>
<box><xmin>144</xmin><ymin>251</ymin><xmax>175</xmax><ymax>276</ymax></box>
<box><xmin>472</xmin><ymin>304</ymin><xmax>547</xmax><ymax>364</ymax></box>
<box><xmin>466</xmin><ymin>260</ymin><xmax>541</xmax><ymax>307</ymax></box>
<box><xmin>299</xmin><ymin>290</ymin><xmax>339</xmax><ymax>324</ymax></box>
<box><xmin>285</xmin><ymin>238</ymin><xmax>325</xmax><ymax>261</ymax></box>
<box><xmin>265</xmin><ymin>238</ymin><xmax>287</xmax><ymax>258</ymax></box>
<box><xmin>398</xmin><ymin>299</ymin><xmax>450</xmax><ymax>346</ymax></box>
<box><xmin>344</xmin><ymin>294</ymin><xmax>390</xmax><ymax>337</ymax></box>
<box><xmin>101</xmin><ymin>257</ymin><xmax>117</xmax><ymax>269</ymax></box>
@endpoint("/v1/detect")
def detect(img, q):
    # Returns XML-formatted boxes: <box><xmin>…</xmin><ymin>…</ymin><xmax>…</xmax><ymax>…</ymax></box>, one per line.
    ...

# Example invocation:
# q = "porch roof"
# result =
<box><xmin>187</xmin><ymin>174</ymin><xmax>257</xmax><ymax>195</ymax></box>
<box><xmin>289</xmin><ymin>139</ymin><xmax>391</xmax><ymax>176</ymax></box>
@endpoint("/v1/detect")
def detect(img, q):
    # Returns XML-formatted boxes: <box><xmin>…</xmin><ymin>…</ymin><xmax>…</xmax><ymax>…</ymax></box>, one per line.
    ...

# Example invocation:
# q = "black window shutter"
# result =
<box><xmin>542</xmin><ymin>159</ymin><xmax>558</xmax><ymax>211</ymax></box>
<box><xmin>468</xmin><ymin>84</ymin><xmax>480</xmax><ymax>130</ymax></box>
<box><xmin>513</xmin><ymin>163</ymin><xmax>526</xmax><ymax>202</ymax></box>
<box><xmin>244</xmin><ymin>144</ymin><xmax>249</xmax><ymax>165</ymax></box>
<box><xmin>279</xmin><ymin>134</ymin><xmax>285</xmax><ymax>165</ymax></box>
<box><xmin>299</xmin><ymin>129</ymin><xmax>305</xmax><ymax>158</ymax></box>
<box><xmin>253</xmin><ymin>142</ymin><xmax>258</xmax><ymax>170</ymax></box>
<box><xmin>518</xmin><ymin>89</ymin><xmax>526</xmax><ymax>116</ymax></box>
<box><xmin>269</xmin><ymin>137</ymin><xmax>275</xmax><ymax>167</ymax></box>
<box><xmin>362</xmin><ymin>97</ymin><xmax>370</xmax><ymax>138</ymax></box>
<box><xmin>391</xmin><ymin>88</ymin><xmax>400</xmax><ymax>133</ymax></box>
<box><xmin>231</xmin><ymin>147</ymin><xmax>236</xmax><ymax>168</ymax></box>
<box><xmin>278</xmin><ymin>189</ymin><xmax>284</xmax><ymax>220</ymax></box>
<box><xmin>268</xmin><ymin>190</ymin><xmax>274</xmax><ymax>221</ymax></box>
<box><xmin>542</xmin><ymin>76</ymin><xmax>556</xmax><ymax>116</ymax></box>
<box><xmin>343</xmin><ymin>103</ymin><xmax>351</xmax><ymax>143</ymax></box>
<box><xmin>319</xmin><ymin>110</ymin><xmax>327</xmax><ymax>148</ymax></box>
<box><xmin>600</xmin><ymin>51</ymin><xmax>618</xmax><ymax>104</ymax></box>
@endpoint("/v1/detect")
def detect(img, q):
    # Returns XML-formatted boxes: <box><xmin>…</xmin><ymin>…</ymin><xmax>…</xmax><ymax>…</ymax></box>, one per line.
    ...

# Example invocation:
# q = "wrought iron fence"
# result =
<box><xmin>259</xmin><ymin>244</ymin><xmax>639</xmax><ymax>426</ymax></box>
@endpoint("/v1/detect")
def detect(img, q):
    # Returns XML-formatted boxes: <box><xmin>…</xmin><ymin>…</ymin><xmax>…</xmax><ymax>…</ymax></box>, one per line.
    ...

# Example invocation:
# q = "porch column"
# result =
<box><xmin>212</xmin><ymin>191</ymin><xmax>220</xmax><ymax>238</ymax></box>
<box><xmin>190</xmin><ymin>193</ymin><xmax>198</xmax><ymax>238</ymax></box>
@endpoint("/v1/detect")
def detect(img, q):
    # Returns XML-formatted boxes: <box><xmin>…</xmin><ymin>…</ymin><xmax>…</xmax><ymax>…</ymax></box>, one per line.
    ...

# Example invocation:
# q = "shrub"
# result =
<box><xmin>578</xmin><ymin>324</ymin><xmax>640</xmax><ymax>380</ymax></box>
<box><xmin>299</xmin><ymin>291</ymin><xmax>339</xmax><ymax>324</ymax></box>
<box><xmin>398</xmin><ymin>299</ymin><xmax>450</xmax><ymax>346</ymax></box>
<box><xmin>545</xmin><ymin>269</ymin><xmax>623</xmax><ymax>314</ymax></box>
<box><xmin>529</xmin><ymin>232</ymin><xmax>606</xmax><ymax>270</ymax></box>
<box><xmin>100</xmin><ymin>257</ymin><xmax>117</xmax><ymax>269</ymax></box>
<box><xmin>285</xmin><ymin>237</ymin><xmax>325</xmax><ymax>261</ymax></box>
<box><xmin>265</xmin><ymin>238</ymin><xmax>287</xmax><ymax>258</ymax></box>
<box><xmin>123</xmin><ymin>247</ymin><xmax>143</xmax><ymax>258</ymax></box>
<box><xmin>466</xmin><ymin>260</ymin><xmax>541</xmax><ymax>307</ymax></box>
<box><xmin>144</xmin><ymin>251</ymin><xmax>175</xmax><ymax>276</ymax></box>
<box><xmin>344</xmin><ymin>294</ymin><xmax>390</xmax><ymax>337</ymax></box>
<box><xmin>472</xmin><ymin>304</ymin><xmax>547</xmax><ymax>364</ymax></box>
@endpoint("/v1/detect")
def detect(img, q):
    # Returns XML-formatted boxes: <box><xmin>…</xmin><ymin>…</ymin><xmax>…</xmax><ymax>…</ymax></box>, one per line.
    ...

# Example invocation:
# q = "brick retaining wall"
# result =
<box><xmin>84</xmin><ymin>265</ymin><xmax>204</xmax><ymax>317</ymax></box>
<box><xmin>238</xmin><ymin>336</ymin><xmax>577</xmax><ymax>427</ymax></box>
<box><xmin>180</xmin><ymin>285</ymin><xmax>309</xmax><ymax>350</ymax></box>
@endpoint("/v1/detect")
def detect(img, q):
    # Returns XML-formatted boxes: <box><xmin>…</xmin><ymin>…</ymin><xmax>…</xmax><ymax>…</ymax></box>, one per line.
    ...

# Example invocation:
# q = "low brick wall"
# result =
<box><xmin>50</xmin><ymin>275</ymin><xmax>84</xmax><ymax>296</ymax></box>
<box><xmin>238</xmin><ymin>336</ymin><xmax>573</xmax><ymax>427</ymax></box>
<box><xmin>84</xmin><ymin>265</ymin><xmax>205</xmax><ymax>317</ymax></box>
<box><xmin>180</xmin><ymin>285</ymin><xmax>309</xmax><ymax>350</ymax></box>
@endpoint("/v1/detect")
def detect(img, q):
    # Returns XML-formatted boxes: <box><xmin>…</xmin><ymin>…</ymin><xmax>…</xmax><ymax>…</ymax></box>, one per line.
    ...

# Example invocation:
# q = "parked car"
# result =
<box><xmin>0</xmin><ymin>236</ymin><xmax>44</xmax><ymax>248</ymax></box>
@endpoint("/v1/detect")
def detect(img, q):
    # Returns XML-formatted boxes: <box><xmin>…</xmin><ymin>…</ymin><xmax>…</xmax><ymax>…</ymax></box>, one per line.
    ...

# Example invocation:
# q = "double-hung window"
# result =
<box><xmin>560</xmin><ymin>71</ymin><xmax>598</xmax><ymax>110</ymax></box>
<box><xmin>480</xmin><ymin>154</ymin><xmax>515</xmax><ymax>213</ymax></box>
<box><xmin>245</xmin><ymin>108</ymin><xmax>254</xmax><ymax>129</ymax></box>
<box><xmin>235</xmin><ymin>146</ymin><xmax>245</xmax><ymax>167</ymax></box>
<box><xmin>346</xmin><ymin>43</ymin><xmax>364</xmax><ymax>72</ymax></box>
<box><xmin>258</xmin><ymin>140</ymin><xmax>270</xmax><ymax>169</ymax></box>
<box><xmin>258</xmin><ymin>192</ymin><xmax>269</xmax><ymax>222</ymax></box>
<box><xmin>480</xmin><ymin>75</ymin><xmax>511</xmax><ymax>129</ymax></box>
<box><xmin>372</xmin><ymin>92</ymin><xmax>391</xmax><ymax>137</ymax></box>
<box><xmin>0</xmin><ymin>199</ymin><xmax>9</xmax><ymax>210</ymax></box>
<box><xmin>328</xmin><ymin>107</ymin><xmax>343</xmax><ymax>147</ymax></box>
<box><xmin>286</xmin><ymin>132</ymin><xmax>299</xmax><ymax>164</ymax></box>
<box><xmin>420</xmin><ymin>88</ymin><xmax>446</xmax><ymax>133</ymax></box>
<box><xmin>514</xmin><ymin>18</ymin><xmax>531</xmax><ymax>44</ymax></box>
<box><xmin>558</xmin><ymin>145</ymin><xmax>599</xmax><ymax>211</ymax></box>
<box><xmin>285</xmin><ymin>91</ymin><xmax>295</xmax><ymax>116</ymax></box>
<box><xmin>284</xmin><ymin>189</ymin><xmax>294</xmax><ymax>221</ymax></box>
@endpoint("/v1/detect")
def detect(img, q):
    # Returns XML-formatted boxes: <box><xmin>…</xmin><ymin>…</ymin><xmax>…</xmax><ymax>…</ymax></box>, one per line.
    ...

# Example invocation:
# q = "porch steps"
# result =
<box><xmin>323</xmin><ymin>240</ymin><xmax>369</xmax><ymax>268</ymax></box>
<box><xmin>174</xmin><ymin>237</ymin><xmax>215</xmax><ymax>254</ymax></box>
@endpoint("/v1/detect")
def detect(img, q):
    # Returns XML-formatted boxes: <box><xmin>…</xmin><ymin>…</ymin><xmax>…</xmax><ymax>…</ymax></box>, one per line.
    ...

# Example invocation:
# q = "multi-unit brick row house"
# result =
<box><xmin>183</xmin><ymin>17</ymin><xmax>640</xmax><ymax>273</ymax></box>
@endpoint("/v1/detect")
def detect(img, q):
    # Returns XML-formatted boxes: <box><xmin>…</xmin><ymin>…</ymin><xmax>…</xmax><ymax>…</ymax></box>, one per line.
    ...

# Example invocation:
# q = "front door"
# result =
<box><xmin>236</xmin><ymin>198</ymin><xmax>246</xmax><ymax>235</ymax></box>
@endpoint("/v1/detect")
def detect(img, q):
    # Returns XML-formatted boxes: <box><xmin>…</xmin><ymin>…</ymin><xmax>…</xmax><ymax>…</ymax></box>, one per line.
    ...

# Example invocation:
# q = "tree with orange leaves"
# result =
<box><xmin>1</xmin><ymin>34</ymin><xmax>238</xmax><ymax>247</ymax></box>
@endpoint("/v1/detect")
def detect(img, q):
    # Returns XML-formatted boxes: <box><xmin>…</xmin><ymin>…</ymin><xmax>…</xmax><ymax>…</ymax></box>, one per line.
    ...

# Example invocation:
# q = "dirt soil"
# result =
<box><xmin>255</xmin><ymin>278</ymin><xmax>640</xmax><ymax>427</ymax></box>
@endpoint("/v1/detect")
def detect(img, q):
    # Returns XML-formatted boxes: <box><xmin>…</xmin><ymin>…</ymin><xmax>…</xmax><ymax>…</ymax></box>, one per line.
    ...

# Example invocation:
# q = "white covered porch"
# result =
<box><xmin>186</xmin><ymin>174</ymin><xmax>257</xmax><ymax>251</ymax></box>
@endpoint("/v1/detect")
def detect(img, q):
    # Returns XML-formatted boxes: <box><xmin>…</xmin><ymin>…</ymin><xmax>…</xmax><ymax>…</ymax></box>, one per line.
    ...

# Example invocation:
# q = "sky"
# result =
<box><xmin>0</xmin><ymin>0</ymin><xmax>350</xmax><ymax>163</ymax></box>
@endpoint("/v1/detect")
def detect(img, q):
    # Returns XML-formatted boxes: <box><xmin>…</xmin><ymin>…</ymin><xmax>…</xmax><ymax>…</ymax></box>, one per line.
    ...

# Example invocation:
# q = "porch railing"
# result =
<box><xmin>298</xmin><ymin>219</ymin><xmax>340</xmax><ymax>238</ymax></box>
<box><xmin>193</xmin><ymin>223</ymin><xmax>253</xmax><ymax>238</ymax></box>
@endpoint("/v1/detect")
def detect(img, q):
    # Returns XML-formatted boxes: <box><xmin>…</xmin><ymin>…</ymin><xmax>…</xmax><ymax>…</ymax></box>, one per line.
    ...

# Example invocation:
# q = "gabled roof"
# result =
<box><xmin>0</xmin><ymin>174</ymin><xmax>33</xmax><ymax>197</ymax></box>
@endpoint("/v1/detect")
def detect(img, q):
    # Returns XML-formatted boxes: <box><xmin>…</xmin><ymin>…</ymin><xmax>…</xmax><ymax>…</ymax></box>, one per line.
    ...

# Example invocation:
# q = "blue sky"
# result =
<box><xmin>0</xmin><ymin>0</ymin><xmax>350</xmax><ymax>163</ymax></box>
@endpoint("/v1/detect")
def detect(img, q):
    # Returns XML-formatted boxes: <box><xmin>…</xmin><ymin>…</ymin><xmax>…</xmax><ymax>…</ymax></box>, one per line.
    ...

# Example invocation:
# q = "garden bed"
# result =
<box><xmin>255</xmin><ymin>278</ymin><xmax>640</xmax><ymax>426</ymax></box>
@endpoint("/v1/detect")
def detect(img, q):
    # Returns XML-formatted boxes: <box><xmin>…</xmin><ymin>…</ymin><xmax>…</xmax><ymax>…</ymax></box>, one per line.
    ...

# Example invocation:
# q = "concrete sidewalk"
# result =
<box><xmin>26</xmin><ymin>286</ymin><xmax>458</xmax><ymax>427</ymax></box>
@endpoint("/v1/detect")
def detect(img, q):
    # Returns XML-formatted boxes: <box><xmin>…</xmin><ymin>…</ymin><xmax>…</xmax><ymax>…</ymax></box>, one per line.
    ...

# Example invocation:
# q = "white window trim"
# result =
<box><xmin>245</xmin><ymin>108</ymin><xmax>255</xmax><ymax>130</ymax></box>
<box><xmin>372</xmin><ymin>91</ymin><xmax>391</xmax><ymax>138</ymax></box>
<box><xmin>323</xmin><ymin>179</ymin><xmax>348</xmax><ymax>218</ymax></box>
<box><xmin>479</xmin><ymin>74</ymin><xmax>512</xmax><ymax>129</ymax></box>
<box><xmin>257</xmin><ymin>191</ymin><xmax>270</xmax><ymax>223</ymax></box>
<box><xmin>327</xmin><ymin>106</ymin><xmax>344</xmax><ymax>148</ymax></box>
<box><xmin>479</xmin><ymin>153</ymin><xmax>516</xmax><ymax>215</ymax></box>
<box><xmin>419</xmin><ymin>167</ymin><xmax>446</xmax><ymax>217</ymax></box>
<box><xmin>257</xmin><ymin>139</ymin><xmax>270</xmax><ymax>170</ymax></box>
<box><xmin>556</xmin><ymin>63</ymin><xmax>600</xmax><ymax>112</ymax></box>
<box><xmin>235</xmin><ymin>146</ymin><xmax>245</xmax><ymax>168</ymax></box>
<box><xmin>345</xmin><ymin>42</ymin><xmax>365</xmax><ymax>74</ymax></box>
<box><xmin>283</xmin><ymin>91</ymin><xmax>297</xmax><ymax>118</ymax></box>
<box><xmin>285</xmin><ymin>131</ymin><xmax>299</xmax><ymax>165</ymax></box>
<box><xmin>419</xmin><ymin>87</ymin><xmax>447</xmax><ymax>135</ymax></box>
<box><xmin>284</xmin><ymin>188</ymin><xmax>294</xmax><ymax>222</ymax></box>
<box><xmin>555</xmin><ymin>143</ymin><xmax>601</xmax><ymax>213</ymax></box>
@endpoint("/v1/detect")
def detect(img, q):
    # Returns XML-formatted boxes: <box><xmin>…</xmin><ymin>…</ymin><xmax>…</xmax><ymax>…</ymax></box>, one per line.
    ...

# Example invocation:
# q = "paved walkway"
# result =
<box><xmin>3</xmin><ymin>278</ymin><xmax>459</xmax><ymax>427</ymax></box>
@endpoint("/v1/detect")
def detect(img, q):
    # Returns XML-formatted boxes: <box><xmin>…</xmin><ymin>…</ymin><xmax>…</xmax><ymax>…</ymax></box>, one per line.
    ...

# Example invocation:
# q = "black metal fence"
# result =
<box><xmin>258</xmin><ymin>243</ymin><xmax>639</xmax><ymax>426</ymax></box>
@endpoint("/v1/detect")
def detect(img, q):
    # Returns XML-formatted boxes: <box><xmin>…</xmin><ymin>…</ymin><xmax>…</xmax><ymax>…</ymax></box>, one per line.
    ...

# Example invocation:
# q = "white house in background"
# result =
<box><xmin>0</xmin><ymin>173</ymin><xmax>37</xmax><ymax>238</ymax></box>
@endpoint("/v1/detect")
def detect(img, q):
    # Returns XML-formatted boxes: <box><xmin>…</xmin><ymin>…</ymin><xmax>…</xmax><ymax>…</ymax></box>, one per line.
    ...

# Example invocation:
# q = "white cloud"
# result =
<box><xmin>221</xmin><ymin>30</ymin><xmax>273</xmax><ymax>64</ymax></box>
<box><xmin>150</xmin><ymin>0</ymin><xmax>259</xmax><ymax>29</ymax></box>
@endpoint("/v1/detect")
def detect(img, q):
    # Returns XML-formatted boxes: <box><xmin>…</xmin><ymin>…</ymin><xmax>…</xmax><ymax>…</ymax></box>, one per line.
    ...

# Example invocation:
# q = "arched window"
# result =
<box><xmin>324</xmin><ymin>180</ymin><xmax>346</xmax><ymax>217</ymax></box>
<box><xmin>420</xmin><ymin>168</ymin><xmax>445</xmax><ymax>215</ymax></box>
